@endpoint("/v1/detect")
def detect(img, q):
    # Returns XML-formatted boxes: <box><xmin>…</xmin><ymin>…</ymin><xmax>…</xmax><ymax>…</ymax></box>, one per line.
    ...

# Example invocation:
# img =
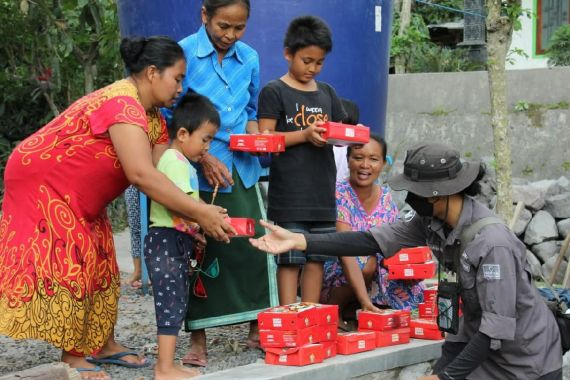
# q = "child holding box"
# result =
<box><xmin>144</xmin><ymin>93</ymin><xmax>219</xmax><ymax>380</ymax></box>
<box><xmin>258</xmin><ymin>15</ymin><xmax>346</xmax><ymax>305</ymax></box>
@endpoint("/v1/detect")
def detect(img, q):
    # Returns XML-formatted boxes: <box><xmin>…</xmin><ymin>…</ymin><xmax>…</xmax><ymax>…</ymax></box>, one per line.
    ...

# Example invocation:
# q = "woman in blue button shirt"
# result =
<box><xmin>163</xmin><ymin>0</ymin><xmax>278</xmax><ymax>367</ymax></box>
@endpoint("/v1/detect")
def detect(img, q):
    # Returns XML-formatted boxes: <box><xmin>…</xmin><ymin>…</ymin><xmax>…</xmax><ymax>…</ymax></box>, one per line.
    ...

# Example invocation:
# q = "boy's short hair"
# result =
<box><xmin>170</xmin><ymin>92</ymin><xmax>220</xmax><ymax>140</ymax></box>
<box><xmin>284</xmin><ymin>15</ymin><xmax>332</xmax><ymax>55</ymax></box>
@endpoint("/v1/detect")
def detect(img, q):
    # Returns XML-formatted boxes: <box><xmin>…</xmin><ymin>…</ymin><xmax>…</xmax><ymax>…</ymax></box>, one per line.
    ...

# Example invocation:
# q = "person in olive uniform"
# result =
<box><xmin>250</xmin><ymin>143</ymin><xmax>562</xmax><ymax>380</ymax></box>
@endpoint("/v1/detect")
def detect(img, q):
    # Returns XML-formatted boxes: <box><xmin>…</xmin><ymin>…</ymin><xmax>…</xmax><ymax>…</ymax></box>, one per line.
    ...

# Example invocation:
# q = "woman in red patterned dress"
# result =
<box><xmin>0</xmin><ymin>36</ymin><xmax>233</xmax><ymax>379</ymax></box>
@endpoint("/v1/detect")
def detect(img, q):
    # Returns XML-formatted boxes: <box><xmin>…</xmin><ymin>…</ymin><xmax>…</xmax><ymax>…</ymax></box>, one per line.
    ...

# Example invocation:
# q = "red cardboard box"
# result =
<box><xmin>321</xmin><ymin>341</ymin><xmax>337</xmax><ymax>359</ymax></box>
<box><xmin>395</xmin><ymin>309</ymin><xmax>411</xmax><ymax>327</ymax></box>
<box><xmin>360</xmin><ymin>328</ymin><xmax>411</xmax><ymax>348</ymax></box>
<box><xmin>312</xmin><ymin>303</ymin><xmax>339</xmax><ymax>325</ymax></box>
<box><xmin>384</xmin><ymin>246</ymin><xmax>433</xmax><ymax>265</ymax></box>
<box><xmin>317</xmin><ymin>324</ymin><xmax>338</xmax><ymax>342</ymax></box>
<box><xmin>321</xmin><ymin>121</ymin><xmax>370</xmax><ymax>146</ymax></box>
<box><xmin>265</xmin><ymin>344</ymin><xmax>324</xmax><ymax>366</ymax></box>
<box><xmin>423</xmin><ymin>287</ymin><xmax>438</xmax><ymax>305</ymax></box>
<box><xmin>336</xmin><ymin>331</ymin><xmax>376</xmax><ymax>355</ymax></box>
<box><xmin>225</xmin><ymin>217</ymin><xmax>255</xmax><ymax>237</ymax></box>
<box><xmin>410</xmin><ymin>319</ymin><xmax>444</xmax><ymax>340</ymax></box>
<box><xmin>387</xmin><ymin>261</ymin><xmax>436</xmax><ymax>280</ymax></box>
<box><xmin>418</xmin><ymin>303</ymin><xmax>437</xmax><ymax>320</ymax></box>
<box><xmin>258</xmin><ymin>303</ymin><xmax>318</xmax><ymax>330</ymax></box>
<box><xmin>229</xmin><ymin>134</ymin><xmax>285</xmax><ymax>153</ymax></box>
<box><xmin>259</xmin><ymin>325</ymin><xmax>318</xmax><ymax>348</ymax></box>
<box><xmin>358</xmin><ymin>309</ymin><xmax>399</xmax><ymax>331</ymax></box>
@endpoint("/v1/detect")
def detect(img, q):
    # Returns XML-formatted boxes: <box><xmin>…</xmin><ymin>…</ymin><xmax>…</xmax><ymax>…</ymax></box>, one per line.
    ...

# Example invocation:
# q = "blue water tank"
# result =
<box><xmin>118</xmin><ymin>0</ymin><xmax>393</xmax><ymax>134</ymax></box>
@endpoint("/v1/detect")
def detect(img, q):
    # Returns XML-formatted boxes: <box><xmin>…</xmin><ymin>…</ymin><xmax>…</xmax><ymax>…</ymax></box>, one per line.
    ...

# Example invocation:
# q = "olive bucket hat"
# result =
<box><xmin>387</xmin><ymin>143</ymin><xmax>480</xmax><ymax>198</ymax></box>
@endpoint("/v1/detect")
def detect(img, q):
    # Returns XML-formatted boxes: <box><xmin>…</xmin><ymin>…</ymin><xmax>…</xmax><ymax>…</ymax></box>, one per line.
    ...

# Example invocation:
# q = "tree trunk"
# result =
<box><xmin>42</xmin><ymin>91</ymin><xmax>60</xmax><ymax>117</ymax></box>
<box><xmin>394</xmin><ymin>0</ymin><xmax>403</xmax><ymax>15</ymax></box>
<box><xmin>84</xmin><ymin>63</ymin><xmax>95</xmax><ymax>94</ymax></box>
<box><xmin>485</xmin><ymin>0</ymin><xmax>518</xmax><ymax>222</ymax></box>
<box><xmin>395</xmin><ymin>0</ymin><xmax>412</xmax><ymax>74</ymax></box>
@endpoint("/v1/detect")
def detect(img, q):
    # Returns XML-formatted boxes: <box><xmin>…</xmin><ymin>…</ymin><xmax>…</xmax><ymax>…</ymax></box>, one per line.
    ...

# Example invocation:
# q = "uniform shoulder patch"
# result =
<box><xmin>482</xmin><ymin>264</ymin><xmax>501</xmax><ymax>280</ymax></box>
<box><xmin>404</xmin><ymin>210</ymin><xmax>416</xmax><ymax>222</ymax></box>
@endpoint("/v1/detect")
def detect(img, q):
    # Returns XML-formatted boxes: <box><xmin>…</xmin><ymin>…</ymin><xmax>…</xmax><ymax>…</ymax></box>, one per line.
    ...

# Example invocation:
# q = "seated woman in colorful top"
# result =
<box><xmin>321</xmin><ymin>135</ymin><xmax>424</xmax><ymax>324</ymax></box>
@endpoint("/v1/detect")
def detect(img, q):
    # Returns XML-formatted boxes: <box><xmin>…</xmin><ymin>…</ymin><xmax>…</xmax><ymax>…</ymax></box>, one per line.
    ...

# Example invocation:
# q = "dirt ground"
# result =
<box><xmin>0</xmin><ymin>276</ymin><xmax>265</xmax><ymax>379</ymax></box>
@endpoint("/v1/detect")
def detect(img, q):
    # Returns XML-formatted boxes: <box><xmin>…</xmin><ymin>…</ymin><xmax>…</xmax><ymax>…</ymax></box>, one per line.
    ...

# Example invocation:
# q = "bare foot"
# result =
<box><xmin>181</xmin><ymin>351</ymin><xmax>207</xmax><ymax>367</ymax></box>
<box><xmin>93</xmin><ymin>339</ymin><xmax>146</xmax><ymax>367</ymax></box>
<box><xmin>246</xmin><ymin>321</ymin><xmax>260</xmax><ymax>348</ymax></box>
<box><xmin>155</xmin><ymin>363</ymin><xmax>200</xmax><ymax>380</ymax></box>
<box><xmin>61</xmin><ymin>353</ymin><xmax>110</xmax><ymax>380</ymax></box>
<box><xmin>182</xmin><ymin>330</ymin><xmax>207</xmax><ymax>367</ymax></box>
<box><xmin>123</xmin><ymin>273</ymin><xmax>142</xmax><ymax>288</ymax></box>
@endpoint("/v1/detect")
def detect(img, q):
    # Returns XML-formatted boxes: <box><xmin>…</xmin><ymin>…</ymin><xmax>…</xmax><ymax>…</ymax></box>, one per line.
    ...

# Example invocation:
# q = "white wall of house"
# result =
<box><xmin>508</xmin><ymin>0</ymin><xmax>570</xmax><ymax>70</ymax></box>
<box><xmin>508</xmin><ymin>0</ymin><xmax>549</xmax><ymax>70</ymax></box>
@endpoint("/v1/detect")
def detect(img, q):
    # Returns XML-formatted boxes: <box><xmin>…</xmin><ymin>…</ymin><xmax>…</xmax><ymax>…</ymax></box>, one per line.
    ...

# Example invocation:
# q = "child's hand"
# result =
<box><xmin>303</xmin><ymin>123</ymin><xmax>327</xmax><ymax>147</ymax></box>
<box><xmin>196</xmin><ymin>204</ymin><xmax>235</xmax><ymax>243</ymax></box>
<box><xmin>194</xmin><ymin>232</ymin><xmax>207</xmax><ymax>249</ymax></box>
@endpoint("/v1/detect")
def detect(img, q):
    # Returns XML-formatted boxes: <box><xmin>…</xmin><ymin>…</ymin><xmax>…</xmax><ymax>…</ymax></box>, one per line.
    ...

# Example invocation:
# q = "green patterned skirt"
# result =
<box><xmin>185</xmin><ymin>173</ymin><xmax>278</xmax><ymax>330</ymax></box>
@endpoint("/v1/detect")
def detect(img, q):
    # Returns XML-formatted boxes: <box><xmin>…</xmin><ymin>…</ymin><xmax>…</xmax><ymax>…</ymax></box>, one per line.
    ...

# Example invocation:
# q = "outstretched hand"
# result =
<box><xmin>249</xmin><ymin>220</ymin><xmax>306</xmax><ymax>254</ymax></box>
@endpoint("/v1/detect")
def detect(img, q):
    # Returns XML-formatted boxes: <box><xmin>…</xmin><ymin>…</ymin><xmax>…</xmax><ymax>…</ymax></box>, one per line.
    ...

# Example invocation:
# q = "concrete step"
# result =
<box><xmin>200</xmin><ymin>339</ymin><xmax>442</xmax><ymax>380</ymax></box>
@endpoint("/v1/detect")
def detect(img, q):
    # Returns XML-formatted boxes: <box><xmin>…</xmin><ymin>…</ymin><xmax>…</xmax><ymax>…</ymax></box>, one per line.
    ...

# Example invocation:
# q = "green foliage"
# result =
<box><xmin>415</xmin><ymin>0</ymin><xmax>464</xmax><ymax>25</ymax></box>
<box><xmin>408</xmin><ymin>44</ymin><xmax>486</xmax><ymax>73</ymax></box>
<box><xmin>390</xmin><ymin>13</ymin><xmax>432</xmax><ymax>60</ymax></box>
<box><xmin>507</xmin><ymin>47</ymin><xmax>529</xmax><ymax>65</ymax></box>
<box><xmin>562</xmin><ymin>161</ymin><xmax>570</xmax><ymax>172</ymax></box>
<box><xmin>0</xmin><ymin>0</ymin><xmax>125</xmax><ymax>229</ymax></box>
<box><xmin>547</xmin><ymin>101</ymin><xmax>569</xmax><ymax>110</ymax></box>
<box><xmin>502</xmin><ymin>2</ymin><xmax>528</xmax><ymax>32</ymax></box>
<box><xmin>514</xmin><ymin>100</ymin><xmax>529</xmax><ymax>112</ymax></box>
<box><xmin>422</xmin><ymin>106</ymin><xmax>456</xmax><ymax>116</ymax></box>
<box><xmin>107</xmin><ymin>196</ymin><xmax>128</xmax><ymax>232</ymax></box>
<box><xmin>522</xmin><ymin>165</ymin><xmax>534</xmax><ymax>176</ymax></box>
<box><xmin>546</xmin><ymin>24</ymin><xmax>570</xmax><ymax>67</ymax></box>
<box><xmin>391</xmin><ymin>0</ymin><xmax>485</xmax><ymax>73</ymax></box>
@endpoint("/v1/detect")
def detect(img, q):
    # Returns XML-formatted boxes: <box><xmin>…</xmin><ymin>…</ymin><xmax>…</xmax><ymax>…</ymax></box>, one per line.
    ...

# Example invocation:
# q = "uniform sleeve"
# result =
<box><xmin>257</xmin><ymin>83</ymin><xmax>282</xmax><ymax>120</ymax></box>
<box><xmin>246</xmin><ymin>53</ymin><xmax>260</xmax><ymax>121</ymax></box>
<box><xmin>369</xmin><ymin>211</ymin><xmax>428</xmax><ymax>258</ymax></box>
<box><xmin>88</xmin><ymin>96</ymin><xmax>147</xmax><ymax>136</ymax></box>
<box><xmin>326</xmin><ymin>84</ymin><xmax>348</xmax><ymax>123</ymax></box>
<box><xmin>161</xmin><ymin>159</ymin><xmax>193</xmax><ymax>195</ymax></box>
<box><xmin>472</xmin><ymin>245</ymin><xmax>518</xmax><ymax>341</ymax></box>
<box><xmin>305</xmin><ymin>231</ymin><xmax>380</xmax><ymax>257</ymax></box>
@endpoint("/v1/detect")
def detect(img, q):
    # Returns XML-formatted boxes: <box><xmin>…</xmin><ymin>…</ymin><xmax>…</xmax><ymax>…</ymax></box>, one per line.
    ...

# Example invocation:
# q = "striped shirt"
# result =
<box><xmin>163</xmin><ymin>25</ymin><xmax>261</xmax><ymax>193</ymax></box>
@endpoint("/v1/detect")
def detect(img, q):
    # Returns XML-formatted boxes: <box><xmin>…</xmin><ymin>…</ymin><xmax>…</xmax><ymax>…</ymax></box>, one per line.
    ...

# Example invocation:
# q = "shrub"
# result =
<box><xmin>547</xmin><ymin>24</ymin><xmax>570</xmax><ymax>67</ymax></box>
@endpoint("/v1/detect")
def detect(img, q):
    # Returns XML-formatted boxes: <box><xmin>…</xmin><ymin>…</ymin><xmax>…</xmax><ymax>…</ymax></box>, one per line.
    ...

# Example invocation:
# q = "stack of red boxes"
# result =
<box><xmin>384</xmin><ymin>246</ymin><xmax>436</xmax><ymax>280</ymax></box>
<box><xmin>418</xmin><ymin>286</ymin><xmax>438</xmax><ymax>321</ymax></box>
<box><xmin>410</xmin><ymin>286</ymin><xmax>444</xmax><ymax>340</ymax></box>
<box><xmin>259</xmin><ymin>303</ymin><xmax>339</xmax><ymax>366</ymax></box>
<box><xmin>313</xmin><ymin>303</ymin><xmax>339</xmax><ymax>359</ymax></box>
<box><xmin>357</xmin><ymin>309</ymin><xmax>411</xmax><ymax>348</ymax></box>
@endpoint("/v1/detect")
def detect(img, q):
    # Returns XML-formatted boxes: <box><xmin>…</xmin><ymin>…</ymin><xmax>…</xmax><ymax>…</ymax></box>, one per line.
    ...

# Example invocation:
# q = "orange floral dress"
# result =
<box><xmin>0</xmin><ymin>79</ymin><xmax>168</xmax><ymax>355</ymax></box>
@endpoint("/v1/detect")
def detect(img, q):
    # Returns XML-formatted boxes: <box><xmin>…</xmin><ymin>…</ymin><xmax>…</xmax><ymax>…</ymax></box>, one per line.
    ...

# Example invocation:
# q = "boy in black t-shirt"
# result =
<box><xmin>258</xmin><ymin>15</ymin><xmax>346</xmax><ymax>306</ymax></box>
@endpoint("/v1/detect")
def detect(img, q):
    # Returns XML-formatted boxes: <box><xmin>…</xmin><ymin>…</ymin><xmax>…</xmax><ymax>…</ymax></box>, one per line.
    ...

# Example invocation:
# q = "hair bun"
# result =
<box><xmin>120</xmin><ymin>37</ymin><xmax>146</xmax><ymax>72</ymax></box>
